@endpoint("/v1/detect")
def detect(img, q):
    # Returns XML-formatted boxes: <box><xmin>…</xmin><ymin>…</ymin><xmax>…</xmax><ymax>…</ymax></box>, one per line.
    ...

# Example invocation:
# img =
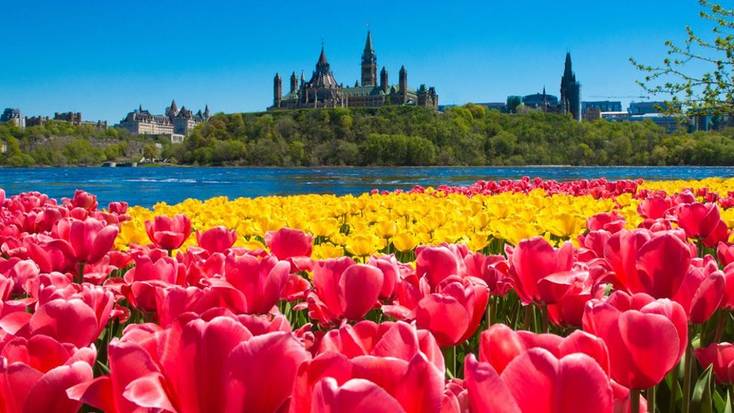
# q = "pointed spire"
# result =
<box><xmin>138</xmin><ymin>104</ymin><xmax>143</xmax><ymax>112</ymax></box>
<box><xmin>204</xmin><ymin>105</ymin><xmax>210</xmax><ymax>118</ymax></box>
<box><xmin>170</xmin><ymin>99</ymin><xmax>178</xmax><ymax>112</ymax></box>
<box><xmin>318</xmin><ymin>46</ymin><xmax>328</xmax><ymax>66</ymax></box>
<box><xmin>364</xmin><ymin>30</ymin><xmax>374</xmax><ymax>53</ymax></box>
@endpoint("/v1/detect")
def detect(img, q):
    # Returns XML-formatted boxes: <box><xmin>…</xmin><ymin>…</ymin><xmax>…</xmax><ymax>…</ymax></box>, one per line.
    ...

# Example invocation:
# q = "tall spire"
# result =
<box><xmin>564</xmin><ymin>52</ymin><xmax>573</xmax><ymax>77</ymax></box>
<box><xmin>364</xmin><ymin>30</ymin><xmax>374</xmax><ymax>53</ymax></box>
<box><xmin>361</xmin><ymin>30</ymin><xmax>377</xmax><ymax>87</ymax></box>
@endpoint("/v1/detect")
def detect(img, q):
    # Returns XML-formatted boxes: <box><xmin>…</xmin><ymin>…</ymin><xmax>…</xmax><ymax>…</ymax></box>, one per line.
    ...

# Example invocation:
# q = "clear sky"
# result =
<box><xmin>0</xmin><ymin>0</ymin><xmax>713</xmax><ymax>123</ymax></box>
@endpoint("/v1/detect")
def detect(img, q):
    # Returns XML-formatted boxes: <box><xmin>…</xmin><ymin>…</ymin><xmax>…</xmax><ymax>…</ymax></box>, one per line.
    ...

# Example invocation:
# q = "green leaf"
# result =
<box><xmin>692</xmin><ymin>365</ymin><xmax>714</xmax><ymax>413</ymax></box>
<box><xmin>725</xmin><ymin>390</ymin><xmax>733</xmax><ymax>413</ymax></box>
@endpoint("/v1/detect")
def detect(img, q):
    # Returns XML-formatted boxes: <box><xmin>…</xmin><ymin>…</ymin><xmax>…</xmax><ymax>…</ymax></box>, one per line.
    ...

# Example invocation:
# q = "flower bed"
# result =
<box><xmin>1</xmin><ymin>178</ymin><xmax>734</xmax><ymax>412</ymax></box>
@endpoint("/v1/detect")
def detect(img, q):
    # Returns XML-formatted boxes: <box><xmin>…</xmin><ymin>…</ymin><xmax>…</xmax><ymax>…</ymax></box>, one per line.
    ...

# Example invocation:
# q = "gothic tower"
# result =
<box><xmin>399</xmin><ymin>65</ymin><xmax>408</xmax><ymax>102</ymax></box>
<box><xmin>560</xmin><ymin>53</ymin><xmax>581</xmax><ymax>121</ymax></box>
<box><xmin>273</xmin><ymin>73</ymin><xmax>282</xmax><ymax>108</ymax></box>
<box><xmin>380</xmin><ymin>66</ymin><xmax>388</xmax><ymax>92</ymax></box>
<box><xmin>361</xmin><ymin>31</ymin><xmax>377</xmax><ymax>87</ymax></box>
<box><xmin>290</xmin><ymin>72</ymin><xmax>298</xmax><ymax>94</ymax></box>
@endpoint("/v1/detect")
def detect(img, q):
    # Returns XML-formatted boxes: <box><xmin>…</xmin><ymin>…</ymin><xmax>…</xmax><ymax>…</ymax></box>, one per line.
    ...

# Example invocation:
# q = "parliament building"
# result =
<box><xmin>270</xmin><ymin>32</ymin><xmax>438</xmax><ymax>111</ymax></box>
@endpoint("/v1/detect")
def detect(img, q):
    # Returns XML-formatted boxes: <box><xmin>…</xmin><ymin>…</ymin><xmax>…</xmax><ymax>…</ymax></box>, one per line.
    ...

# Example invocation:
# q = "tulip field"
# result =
<box><xmin>6</xmin><ymin>177</ymin><xmax>734</xmax><ymax>413</ymax></box>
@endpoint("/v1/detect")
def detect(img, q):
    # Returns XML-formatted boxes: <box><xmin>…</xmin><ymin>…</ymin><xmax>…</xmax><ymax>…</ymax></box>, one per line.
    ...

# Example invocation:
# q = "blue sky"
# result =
<box><xmin>0</xmin><ymin>0</ymin><xmax>713</xmax><ymax>122</ymax></box>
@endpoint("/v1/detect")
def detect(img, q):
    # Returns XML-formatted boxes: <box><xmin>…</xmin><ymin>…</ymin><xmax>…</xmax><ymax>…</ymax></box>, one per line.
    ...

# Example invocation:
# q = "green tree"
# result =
<box><xmin>632</xmin><ymin>1</ymin><xmax>734</xmax><ymax>115</ymax></box>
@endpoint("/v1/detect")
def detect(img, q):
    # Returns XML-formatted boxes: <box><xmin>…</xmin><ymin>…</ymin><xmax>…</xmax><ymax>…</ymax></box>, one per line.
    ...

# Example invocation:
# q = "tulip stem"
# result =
<box><xmin>630</xmin><ymin>389</ymin><xmax>640</xmax><ymax>413</ymax></box>
<box><xmin>486</xmin><ymin>297</ymin><xmax>493</xmax><ymax>327</ymax></box>
<box><xmin>682</xmin><ymin>344</ymin><xmax>693</xmax><ymax>413</ymax></box>
<box><xmin>647</xmin><ymin>385</ymin><xmax>656</xmax><ymax>412</ymax></box>
<box><xmin>75</xmin><ymin>261</ymin><xmax>85</xmax><ymax>284</ymax></box>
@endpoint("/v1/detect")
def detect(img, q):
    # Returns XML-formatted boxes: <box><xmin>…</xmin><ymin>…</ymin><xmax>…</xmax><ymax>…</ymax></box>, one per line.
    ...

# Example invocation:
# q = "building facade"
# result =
<box><xmin>118</xmin><ymin>100</ymin><xmax>210</xmax><ymax>138</ymax></box>
<box><xmin>560</xmin><ymin>53</ymin><xmax>582</xmax><ymax>121</ymax></box>
<box><xmin>54</xmin><ymin>112</ymin><xmax>82</xmax><ymax>125</ymax></box>
<box><xmin>270</xmin><ymin>32</ymin><xmax>438</xmax><ymax>111</ymax></box>
<box><xmin>1</xmin><ymin>108</ymin><xmax>25</xmax><ymax>128</ymax></box>
<box><xmin>522</xmin><ymin>88</ymin><xmax>560</xmax><ymax>110</ymax></box>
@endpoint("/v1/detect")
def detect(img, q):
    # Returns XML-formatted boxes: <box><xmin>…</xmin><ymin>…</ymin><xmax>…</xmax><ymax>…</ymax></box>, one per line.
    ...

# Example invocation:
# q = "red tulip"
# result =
<box><xmin>54</xmin><ymin>217</ymin><xmax>119</xmax><ymax>265</ymax></box>
<box><xmin>537</xmin><ymin>269</ymin><xmax>605</xmax><ymax>326</ymax></box>
<box><xmin>479</xmin><ymin>324</ymin><xmax>609</xmax><ymax>375</ymax></box>
<box><xmin>637</xmin><ymin>196</ymin><xmax>671</xmax><ymax>220</ymax></box>
<box><xmin>308</xmin><ymin>259</ymin><xmax>384</xmax><ymax>324</ymax></box>
<box><xmin>29</xmin><ymin>286</ymin><xmax>114</xmax><ymax>347</ymax></box>
<box><xmin>587</xmin><ymin>211</ymin><xmax>626</xmax><ymax>233</ymax></box>
<box><xmin>291</xmin><ymin>351</ymin><xmax>444</xmax><ymax>413</ymax></box>
<box><xmin>672</xmin><ymin>256</ymin><xmax>724</xmax><ymax>323</ymax></box>
<box><xmin>196</xmin><ymin>226</ymin><xmax>237</xmax><ymax>253</ymax></box>
<box><xmin>464</xmin><ymin>349</ymin><xmax>613</xmax><ymax>413</ymax></box>
<box><xmin>368</xmin><ymin>254</ymin><xmax>407</xmax><ymax>299</ymax></box>
<box><xmin>224</xmin><ymin>252</ymin><xmax>290</xmax><ymax>314</ymax></box>
<box><xmin>145</xmin><ymin>214</ymin><xmax>191</xmax><ymax>251</ymax></box>
<box><xmin>70</xmin><ymin>314</ymin><xmax>310</xmax><ymax>413</ymax></box>
<box><xmin>510</xmin><ymin>237</ymin><xmax>573</xmax><ymax>304</ymax></box>
<box><xmin>69</xmin><ymin>189</ymin><xmax>98</xmax><ymax>211</ymax></box>
<box><xmin>318</xmin><ymin>320</ymin><xmax>444</xmax><ymax>372</ymax></box>
<box><xmin>463</xmin><ymin>252</ymin><xmax>511</xmax><ymax>295</ymax></box>
<box><xmin>415</xmin><ymin>276</ymin><xmax>489</xmax><ymax>347</ymax></box>
<box><xmin>604</xmin><ymin>230</ymin><xmax>692</xmax><ymax>298</ymax></box>
<box><xmin>583</xmin><ymin>291</ymin><xmax>687</xmax><ymax>389</ymax></box>
<box><xmin>694</xmin><ymin>342</ymin><xmax>734</xmax><ymax>384</ymax></box>
<box><xmin>0</xmin><ymin>334</ymin><xmax>95</xmax><ymax>413</ymax></box>
<box><xmin>415</xmin><ymin>245</ymin><xmax>467</xmax><ymax>288</ymax></box>
<box><xmin>265</xmin><ymin>227</ymin><xmax>313</xmax><ymax>260</ymax></box>
<box><xmin>676</xmin><ymin>202</ymin><xmax>729</xmax><ymax>247</ymax></box>
<box><xmin>718</xmin><ymin>242</ymin><xmax>734</xmax><ymax>266</ymax></box>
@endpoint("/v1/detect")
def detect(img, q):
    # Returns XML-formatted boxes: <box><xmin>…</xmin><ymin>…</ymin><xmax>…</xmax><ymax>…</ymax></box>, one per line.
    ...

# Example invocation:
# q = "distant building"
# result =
<box><xmin>628</xmin><ymin>101</ymin><xmax>674</xmax><ymax>115</ymax></box>
<box><xmin>25</xmin><ymin>116</ymin><xmax>49</xmax><ymax>127</ymax></box>
<box><xmin>583</xmin><ymin>107</ymin><xmax>602</xmax><ymax>122</ymax></box>
<box><xmin>522</xmin><ymin>88</ymin><xmax>559</xmax><ymax>110</ymax></box>
<box><xmin>54</xmin><ymin>112</ymin><xmax>82</xmax><ymax>125</ymax></box>
<box><xmin>629</xmin><ymin>113</ymin><xmax>680</xmax><ymax>132</ymax></box>
<box><xmin>582</xmin><ymin>101</ymin><xmax>622</xmax><ymax>113</ymax></box>
<box><xmin>1</xmin><ymin>108</ymin><xmax>25</xmax><ymax>128</ymax></box>
<box><xmin>560</xmin><ymin>53</ymin><xmax>582</xmax><ymax>121</ymax></box>
<box><xmin>118</xmin><ymin>100</ymin><xmax>210</xmax><ymax>139</ymax></box>
<box><xmin>271</xmin><ymin>31</ymin><xmax>438</xmax><ymax>111</ymax></box>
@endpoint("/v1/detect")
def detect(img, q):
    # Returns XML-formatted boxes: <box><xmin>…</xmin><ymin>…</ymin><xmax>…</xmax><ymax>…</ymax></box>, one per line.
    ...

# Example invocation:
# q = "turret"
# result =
<box><xmin>273</xmin><ymin>73</ymin><xmax>282</xmax><ymax>108</ymax></box>
<box><xmin>203</xmin><ymin>105</ymin><xmax>210</xmax><ymax>119</ymax></box>
<box><xmin>380</xmin><ymin>66</ymin><xmax>388</xmax><ymax>92</ymax></box>
<box><xmin>290</xmin><ymin>72</ymin><xmax>298</xmax><ymax>94</ymax></box>
<box><xmin>361</xmin><ymin>31</ymin><xmax>377</xmax><ymax>87</ymax></box>
<box><xmin>399</xmin><ymin>65</ymin><xmax>408</xmax><ymax>101</ymax></box>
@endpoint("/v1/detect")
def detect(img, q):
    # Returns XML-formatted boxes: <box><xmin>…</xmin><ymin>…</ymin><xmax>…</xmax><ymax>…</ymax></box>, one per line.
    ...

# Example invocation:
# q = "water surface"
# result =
<box><xmin>1</xmin><ymin>166</ymin><xmax>732</xmax><ymax>207</ymax></box>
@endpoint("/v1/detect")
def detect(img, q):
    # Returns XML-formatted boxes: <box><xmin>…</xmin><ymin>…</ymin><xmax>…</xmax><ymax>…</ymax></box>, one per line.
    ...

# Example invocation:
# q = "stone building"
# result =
<box><xmin>560</xmin><ymin>53</ymin><xmax>582</xmax><ymax>121</ymax></box>
<box><xmin>118</xmin><ymin>100</ymin><xmax>210</xmax><ymax>138</ymax></box>
<box><xmin>54</xmin><ymin>112</ymin><xmax>82</xmax><ymax>125</ymax></box>
<box><xmin>1</xmin><ymin>108</ymin><xmax>25</xmax><ymax>128</ymax></box>
<box><xmin>270</xmin><ymin>32</ymin><xmax>438</xmax><ymax>111</ymax></box>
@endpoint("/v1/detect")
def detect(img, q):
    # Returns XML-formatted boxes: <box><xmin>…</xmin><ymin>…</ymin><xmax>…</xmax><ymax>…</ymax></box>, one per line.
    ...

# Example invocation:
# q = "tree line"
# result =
<box><xmin>3</xmin><ymin>106</ymin><xmax>734</xmax><ymax>166</ymax></box>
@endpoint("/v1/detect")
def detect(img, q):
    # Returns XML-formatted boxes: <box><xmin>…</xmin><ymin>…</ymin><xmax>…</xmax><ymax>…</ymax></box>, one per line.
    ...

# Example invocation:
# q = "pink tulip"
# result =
<box><xmin>694</xmin><ymin>342</ymin><xmax>734</xmax><ymax>384</ymax></box>
<box><xmin>224</xmin><ymin>252</ymin><xmax>290</xmax><ymax>314</ymax></box>
<box><xmin>291</xmin><ymin>351</ymin><xmax>444</xmax><ymax>413</ymax></box>
<box><xmin>69</xmin><ymin>314</ymin><xmax>310</xmax><ymax>413</ymax></box>
<box><xmin>510</xmin><ymin>237</ymin><xmax>573</xmax><ymax>304</ymax></box>
<box><xmin>145</xmin><ymin>214</ymin><xmax>192</xmax><ymax>251</ymax></box>
<box><xmin>265</xmin><ymin>227</ymin><xmax>313</xmax><ymax>260</ymax></box>
<box><xmin>308</xmin><ymin>259</ymin><xmax>384</xmax><ymax>324</ymax></box>
<box><xmin>604</xmin><ymin>230</ymin><xmax>692</xmax><ymax>298</ymax></box>
<box><xmin>196</xmin><ymin>226</ymin><xmax>237</xmax><ymax>253</ymax></box>
<box><xmin>54</xmin><ymin>217</ymin><xmax>119</xmax><ymax>265</ymax></box>
<box><xmin>637</xmin><ymin>196</ymin><xmax>672</xmax><ymax>220</ymax></box>
<box><xmin>583</xmin><ymin>291</ymin><xmax>688</xmax><ymax>389</ymax></box>
<box><xmin>416</xmin><ymin>245</ymin><xmax>467</xmax><ymax>288</ymax></box>
<box><xmin>318</xmin><ymin>320</ymin><xmax>444</xmax><ymax>372</ymax></box>
<box><xmin>672</xmin><ymin>256</ymin><xmax>724</xmax><ymax>323</ymax></box>
<box><xmin>464</xmin><ymin>350</ymin><xmax>613</xmax><ymax>413</ymax></box>
<box><xmin>0</xmin><ymin>334</ymin><xmax>95</xmax><ymax>413</ymax></box>
<box><xmin>676</xmin><ymin>202</ymin><xmax>729</xmax><ymax>247</ymax></box>
<box><xmin>479</xmin><ymin>324</ymin><xmax>609</xmax><ymax>375</ymax></box>
<box><xmin>415</xmin><ymin>276</ymin><xmax>489</xmax><ymax>347</ymax></box>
